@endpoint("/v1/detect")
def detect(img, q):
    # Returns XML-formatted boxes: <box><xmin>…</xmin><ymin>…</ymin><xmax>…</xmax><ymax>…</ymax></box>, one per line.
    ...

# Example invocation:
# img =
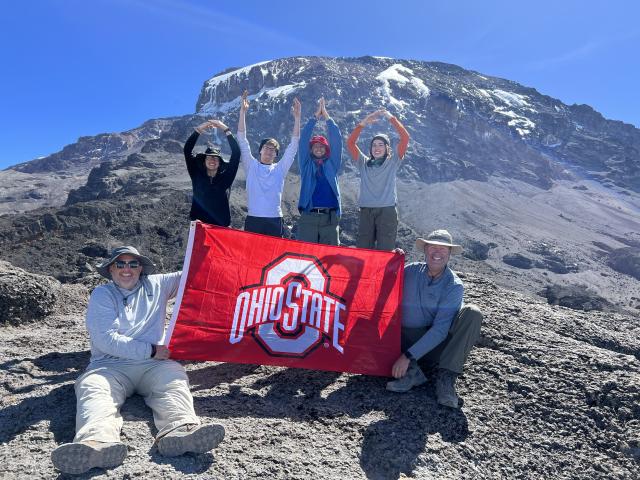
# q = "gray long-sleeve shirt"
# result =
<box><xmin>85</xmin><ymin>272</ymin><xmax>181</xmax><ymax>362</ymax></box>
<box><xmin>402</xmin><ymin>263</ymin><xmax>464</xmax><ymax>359</ymax></box>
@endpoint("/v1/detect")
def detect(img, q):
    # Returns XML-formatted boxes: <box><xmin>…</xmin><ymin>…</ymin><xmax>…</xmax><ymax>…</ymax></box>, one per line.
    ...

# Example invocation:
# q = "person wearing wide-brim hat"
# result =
<box><xmin>51</xmin><ymin>246</ymin><xmax>225</xmax><ymax>475</ymax></box>
<box><xmin>347</xmin><ymin>108</ymin><xmax>410</xmax><ymax>250</ymax></box>
<box><xmin>183</xmin><ymin>118</ymin><xmax>240</xmax><ymax>227</ymax></box>
<box><xmin>386</xmin><ymin>230</ymin><xmax>483</xmax><ymax>409</ymax></box>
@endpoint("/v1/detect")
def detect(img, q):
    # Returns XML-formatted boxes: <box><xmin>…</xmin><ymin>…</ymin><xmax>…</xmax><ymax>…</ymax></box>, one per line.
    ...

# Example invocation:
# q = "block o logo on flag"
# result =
<box><xmin>231</xmin><ymin>252</ymin><xmax>347</xmax><ymax>357</ymax></box>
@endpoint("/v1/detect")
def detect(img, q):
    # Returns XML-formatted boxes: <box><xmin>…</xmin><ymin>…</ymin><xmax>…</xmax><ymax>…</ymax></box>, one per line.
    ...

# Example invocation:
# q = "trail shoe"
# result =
<box><xmin>386</xmin><ymin>361</ymin><xmax>428</xmax><ymax>392</ymax></box>
<box><xmin>51</xmin><ymin>441</ymin><xmax>127</xmax><ymax>474</ymax></box>
<box><xmin>436</xmin><ymin>368</ymin><xmax>461</xmax><ymax>408</ymax></box>
<box><xmin>157</xmin><ymin>423</ymin><xmax>225</xmax><ymax>457</ymax></box>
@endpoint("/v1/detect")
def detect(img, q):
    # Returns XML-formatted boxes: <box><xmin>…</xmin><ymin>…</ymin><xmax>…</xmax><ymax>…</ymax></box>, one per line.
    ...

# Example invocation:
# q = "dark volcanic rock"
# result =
<box><xmin>503</xmin><ymin>253</ymin><xmax>534</xmax><ymax>269</ymax></box>
<box><xmin>462</xmin><ymin>240</ymin><xmax>496</xmax><ymax>261</ymax></box>
<box><xmin>0</xmin><ymin>261</ymin><xmax>59</xmax><ymax>324</ymax></box>
<box><xmin>65</xmin><ymin>152</ymin><xmax>169</xmax><ymax>205</ymax></box>
<box><xmin>539</xmin><ymin>284</ymin><xmax>613</xmax><ymax>311</ymax></box>
<box><xmin>607</xmin><ymin>247</ymin><xmax>640</xmax><ymax>281</ymax></box>
<box><xmin>141</xmin><ymin>138</ymin><xmax>183</xmax><ymax>154</ymax></box>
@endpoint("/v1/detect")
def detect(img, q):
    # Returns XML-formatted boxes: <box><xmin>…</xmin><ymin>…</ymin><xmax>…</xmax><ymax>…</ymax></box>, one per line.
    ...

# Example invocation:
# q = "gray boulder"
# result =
<box><xmin>0</xmin><ymin>260</ymin><xmax>60</xmax><ymax>325</ymax></box>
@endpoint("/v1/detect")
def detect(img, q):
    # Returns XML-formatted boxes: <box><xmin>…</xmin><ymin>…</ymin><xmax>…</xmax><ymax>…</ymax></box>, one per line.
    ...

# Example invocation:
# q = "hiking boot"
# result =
<box><xmin>436</xmin><ymin>368</ymin><xmax>461</xmax><ymax>408</ymax></box>
<box><xmin>157</xmin><ymin>423</ymin><xmax>225</xmax><ymax>457</ymax></box>
<box><xmin>386</xmin><ymin>361</ymin><xmax>427</xmax><ymax>392</ymax></box>
<box><xmin>51</xmin><ymin>441</ymin><xmax>127</xmax><ymax>474</ymax></box>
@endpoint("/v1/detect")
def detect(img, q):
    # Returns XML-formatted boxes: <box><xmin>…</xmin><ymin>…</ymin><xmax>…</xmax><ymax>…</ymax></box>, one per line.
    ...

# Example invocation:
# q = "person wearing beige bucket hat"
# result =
<box><xmin>51</xmin><ymin>246</ymin><xmax>225</xmax><ymax>475</ymax></box>
<box><xmin>386</xmin><ymin>230</ymin><xmax>483</xmax><ymax>409</ymax></box>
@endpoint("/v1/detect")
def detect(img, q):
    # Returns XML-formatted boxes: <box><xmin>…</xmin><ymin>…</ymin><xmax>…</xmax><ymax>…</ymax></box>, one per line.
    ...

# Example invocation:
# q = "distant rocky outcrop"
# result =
<box><xmin>607</xmin><ymin>247</ymin><xmax>640</xmax><ymax>281</ymax></box>
<box><xmin>503</xmin><ymin>244</ymin><xmax>579</xmax><ymax>275</ymax></box>
<box><xmin>539</xmin><ymin>284</ymin><xmax>614</xmax><ymax>312</ymax></box>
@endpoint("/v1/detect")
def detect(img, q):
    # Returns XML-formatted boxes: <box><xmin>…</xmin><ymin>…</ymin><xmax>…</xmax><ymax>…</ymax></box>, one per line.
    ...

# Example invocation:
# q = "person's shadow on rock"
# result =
<box><xmin>187</xmin><ymin>363</ymin><xmax>469</xmax><ymax>480</ymax></box>
<box><xmin>0</xmin><ymin>351</ymin><xmax>89</xmax><ymax>444</ymax></box>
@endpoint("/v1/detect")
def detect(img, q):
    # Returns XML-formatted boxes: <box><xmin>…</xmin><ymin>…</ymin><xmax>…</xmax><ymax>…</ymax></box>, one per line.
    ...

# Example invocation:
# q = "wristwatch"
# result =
<box><xmin>404</xmin><ymin>350</ymin><xmax>415</xmax><ymax>361</ymax></box>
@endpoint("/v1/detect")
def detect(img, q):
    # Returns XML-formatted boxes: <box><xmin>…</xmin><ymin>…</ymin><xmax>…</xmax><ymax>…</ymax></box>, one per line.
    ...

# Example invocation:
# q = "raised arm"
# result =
<box><xmin>237</xmin><ymin>90</ymin><xmax>249</xmax><ymax>136</ymax></box>
<box><xmin>323</xmin><ymin>99</ymin><xmax>343</xmax><ymax>170</ymax></box>
<box><xmin>184</xmin><ymin>120</ymin><xmax>215</xmax><ymax>175</ymax></box>
<box><xmin>347</xmin><ymin>110</ymin><xmax>383</xmax><ymax>161</ymax></box>
<box><xmin>384</xmin><ymin>111</ymin><xmax>410</xmax><ymax>160</ymax></box>
<box><xmin>277</xmin><ymin>97</ymin><xmax>301</xmax><ymax>174</ymax></box>
<box><xmin>291</xmin><ymin>97</ymin><xmax>301</xmax><ymax>138</ymax></box>
<box><xmin>207</xmin><ymin>120</ymin><xmax>240</xmax><ymax>187</ymax></box>
<box><xmin>236</xmin><ymin>90</ymin><xmax>255</xmax><ymax>171</ymax></box>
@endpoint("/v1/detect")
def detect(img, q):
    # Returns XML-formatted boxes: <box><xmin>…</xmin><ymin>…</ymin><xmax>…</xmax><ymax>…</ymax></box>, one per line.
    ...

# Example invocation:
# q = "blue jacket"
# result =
<box><xmin>297</xmin><ymin>117</ymin><xmax>343</xmax><ymax>216</ymax></box>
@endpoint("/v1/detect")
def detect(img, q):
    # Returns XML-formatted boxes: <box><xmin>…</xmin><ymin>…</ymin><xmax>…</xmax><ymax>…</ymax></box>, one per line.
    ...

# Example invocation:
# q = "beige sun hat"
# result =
<box><xmin>96</xmin><ymin>246</ymin><xmax>156</xmax><ymax>279</ymax></box>
<box><xmin>415</xmin><ymin>229</ymin><xmax>463</xmax><ymax>255</ymax></box>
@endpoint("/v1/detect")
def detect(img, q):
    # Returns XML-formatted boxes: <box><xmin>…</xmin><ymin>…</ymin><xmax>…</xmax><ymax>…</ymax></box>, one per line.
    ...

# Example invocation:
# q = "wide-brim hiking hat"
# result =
<box><xmin>310</xmin><ymin>135</ymin><xmax>331</xmax><ymax>158</ymax></box>
<box><xmin>203</xmin><ymin>146</ymin><xmax>228</xmax><ymax>163</ymax></box>
<box><xmin>96</xmin><ymin>246</ymin><xmax>157</xmax><ymax>279</ymax></box>
<box><xmin>415</xmin><ymin>229</ymin><xmax>463</xmax><ymax>255</ymax></box>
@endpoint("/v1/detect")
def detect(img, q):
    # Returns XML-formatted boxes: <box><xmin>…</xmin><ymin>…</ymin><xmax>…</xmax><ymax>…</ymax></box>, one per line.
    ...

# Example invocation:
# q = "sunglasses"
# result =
<box><xmin>114</xmin><ymin>260</ymin><xmax>141</xmax><ymax>269</ymax></box>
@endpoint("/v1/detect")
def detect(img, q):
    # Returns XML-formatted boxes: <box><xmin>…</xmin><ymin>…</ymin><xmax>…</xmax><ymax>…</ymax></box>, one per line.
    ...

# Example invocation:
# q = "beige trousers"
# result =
<box><xmin>73</xmin><ymin>358</ymin><xmax>199</xmax><ymax>443</ymax></box>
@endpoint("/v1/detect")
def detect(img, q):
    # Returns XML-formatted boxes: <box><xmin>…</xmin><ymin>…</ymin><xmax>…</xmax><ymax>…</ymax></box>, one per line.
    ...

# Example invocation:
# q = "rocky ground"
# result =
<box><xmin>1</xmin><ymin>262</ymin><xmax>638</xmax><ymax>479</ymax></box>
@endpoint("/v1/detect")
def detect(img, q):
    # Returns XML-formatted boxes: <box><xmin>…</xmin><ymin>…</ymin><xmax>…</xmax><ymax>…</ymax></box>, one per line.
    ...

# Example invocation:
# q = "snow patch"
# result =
<box><xmin>479</xmin><ymin>89</ymin><xmax>531</xmax><ymax>109</ymax></box>
<box><xmin>265</xmin><ymin>82</ymin><xmax>307</xmax><ymax>99</ymax></box>
<box><xmin>375</xmin><ymin>64</ymin><xmax>430</xmax><ymax>109</ymax></box>
<box><xmin>199</xmin><ymin>82</ymin><xmax>306</xmax><ymax>115</ymax></box>
<box><xmin>478</xmin><ymin>88</ymin><xmax>537</xmax><ymax>136</ymax></box>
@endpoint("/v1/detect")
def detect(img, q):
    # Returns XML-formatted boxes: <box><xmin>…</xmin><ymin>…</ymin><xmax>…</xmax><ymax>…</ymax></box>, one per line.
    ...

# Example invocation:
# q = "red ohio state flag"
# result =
<box><xmin>165</xmin><ymin>222</ymin><xmax>403</xmax><ymax>376</ymax></box>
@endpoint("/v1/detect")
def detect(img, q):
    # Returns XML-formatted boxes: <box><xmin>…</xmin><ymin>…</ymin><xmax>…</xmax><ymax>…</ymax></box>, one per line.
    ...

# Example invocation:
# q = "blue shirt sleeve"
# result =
<box><xmin>298</xmin><ymin>117</ymin><xmax>315</xmax><ymax>169</ymax></box>
<box><xmin>326</xmin><ymin>118</ymin><xmax>343</xmax><ymax>171</ymax></box>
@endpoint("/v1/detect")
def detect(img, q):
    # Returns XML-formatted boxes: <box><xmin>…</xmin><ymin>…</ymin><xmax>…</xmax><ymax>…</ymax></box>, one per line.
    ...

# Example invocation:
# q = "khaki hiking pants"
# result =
<box><xmin>401</xmin><ymin>304</ymin><xmax>483</xmax><ymax>375</ymax></box>
<box><xmin>73</xmin><ymin>358</ymin><xmax>199</xmax><ymax>443</ymax></box>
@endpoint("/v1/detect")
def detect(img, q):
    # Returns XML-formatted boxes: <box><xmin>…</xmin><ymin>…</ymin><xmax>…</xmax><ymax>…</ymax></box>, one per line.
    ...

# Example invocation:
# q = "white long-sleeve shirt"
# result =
<box><xmin>85</xmin><ymin>272</ymin><xmax>181</xmax><ymax>362</ymax></box>
<box><xmin>237</xmin><ymin>131</ymin><xmax>299</xmax><ymax>217</ymax></box>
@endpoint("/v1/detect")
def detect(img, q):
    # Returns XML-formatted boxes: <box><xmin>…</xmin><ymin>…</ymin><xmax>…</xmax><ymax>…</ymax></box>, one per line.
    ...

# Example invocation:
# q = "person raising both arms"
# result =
<box><xmin>183</xmin><ymin>119</ymin><xmax>240</xmax><ymax>226</ymax></box>
<box><xmin>347</xmin><ymin>109</ymin><xmax>410</xmax><ymax>250</ymax></box>
<box><xmin>297</xmin><ymin>97</ymin><xmax>343</xmax><ymax>245</ymax></box>
<box><xmin>237</xmin><ymin>90</ymin><xmax>301</xmax><ymax>237</ymax></box>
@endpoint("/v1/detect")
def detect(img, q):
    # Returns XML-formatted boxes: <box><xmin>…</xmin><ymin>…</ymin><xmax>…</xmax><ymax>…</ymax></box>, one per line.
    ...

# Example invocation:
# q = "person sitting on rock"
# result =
<box><xmin>183</xmin><ymin>118</ymin><xmax>240</xmax><ymax>226</ymax></box>
<box><xmin>237</xmin><ymin>90</ymin><xmax>301</xmax><ymax>237</ymax></box>
<box><xmin>297</xmin><ymin>97</ymin><xmax>343</xmax><ymax>245</ymax></box>
<box><xmin>347</xmin><ymin>109</ymin><xmax>410</xmax><ymax>250</ymax></box>
<box><xmin>51</xmin><ymin>246</ymin><xmax>225</xmax><ymax>475</ymax></box>
<box><xmin>386</xmin><ymin>230</ymin><xmax>483</xmax><ymax>408</ymax></box>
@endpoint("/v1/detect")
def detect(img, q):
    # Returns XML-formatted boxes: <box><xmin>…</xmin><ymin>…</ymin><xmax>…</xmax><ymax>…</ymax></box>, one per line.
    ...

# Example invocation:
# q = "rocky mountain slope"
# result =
<box><xmin>0</xmin><ymin>56</ymin><xmax>638</xmax><ymax>314</ymax></box>
<box><xmin>1</xmin><ymin>262</ymin><xmax>638</xmax><ymax>479</ymax></box>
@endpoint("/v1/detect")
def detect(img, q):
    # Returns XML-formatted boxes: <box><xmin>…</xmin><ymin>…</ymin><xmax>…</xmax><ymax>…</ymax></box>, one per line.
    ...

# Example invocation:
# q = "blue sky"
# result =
<box><xmin>1</xmin><ymin>0</ymin><xmax>638</xmax><ymax>169</ymax></box>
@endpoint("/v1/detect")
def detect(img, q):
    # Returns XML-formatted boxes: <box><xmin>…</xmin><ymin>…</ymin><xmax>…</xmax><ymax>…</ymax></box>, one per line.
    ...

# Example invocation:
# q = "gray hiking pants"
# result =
<box><xmin>297</xmin><ymin>210</ymin><xmax>340</xmax><ymax>245</ymax></box>
<box><xmin>73</xmin><ymin>358</ymin><xmax>199</xmax><ymax>443</ymax></box>
<box><xmin>401</xmin><ymin>304</ymin><xmax>483</xmax><ymax>374</ymax></box>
